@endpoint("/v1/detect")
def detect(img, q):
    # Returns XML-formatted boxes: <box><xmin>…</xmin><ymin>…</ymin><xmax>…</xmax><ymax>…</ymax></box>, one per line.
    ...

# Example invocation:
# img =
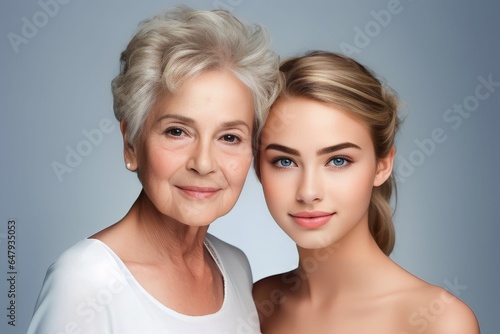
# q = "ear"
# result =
<box><xmin>120</xmin><ymin>120</ymin><xmax>138</xmax><ymax>171</ymax></box>
<box><xmin>373</xmin><ymin>146</ymin><xmax>395</xmax><ymax>187</ymax></box>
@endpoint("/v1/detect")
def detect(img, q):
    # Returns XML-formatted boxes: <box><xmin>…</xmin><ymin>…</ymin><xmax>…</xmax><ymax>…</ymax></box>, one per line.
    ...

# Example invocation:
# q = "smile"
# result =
<box><xmin>289</xmin><ymin>211</ymin><xmax>335</xmax><ymax>229</ymax></box>
<box><xmin>176</xmin><ymin>186</ymin><xmax>221</xmax><ymax>199</ymax></box>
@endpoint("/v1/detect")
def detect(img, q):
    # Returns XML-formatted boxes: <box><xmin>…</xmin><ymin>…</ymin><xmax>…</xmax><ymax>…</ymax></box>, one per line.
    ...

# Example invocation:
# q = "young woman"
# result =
<box><xmin>253</xmin><ymin>51</ymin><xmax>479</xmax><ymax>334</ymax></box>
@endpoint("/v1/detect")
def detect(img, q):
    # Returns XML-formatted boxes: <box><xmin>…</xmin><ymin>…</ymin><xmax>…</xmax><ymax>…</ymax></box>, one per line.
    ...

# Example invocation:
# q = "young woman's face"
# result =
<box><xmin>127</xmin><ymin>70</ymin><xmax>254</xmax><ymax>226</ymax></box>
<box><xmin>260</xmin><ymin>97</ymin><xmax>390</xmax><ymax>249</ymax></box>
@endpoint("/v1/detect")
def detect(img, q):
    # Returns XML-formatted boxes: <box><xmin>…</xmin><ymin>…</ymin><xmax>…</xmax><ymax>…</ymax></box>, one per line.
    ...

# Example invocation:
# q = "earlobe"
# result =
<box><xmin>374</xmin><ymin>146</ymin><xmax>395</xmax><ymax>187</ymax></box>
<box><xmin>120</xmin><ymin>120</ymin><xmax>138</xmax><ymax>171</ymax></box>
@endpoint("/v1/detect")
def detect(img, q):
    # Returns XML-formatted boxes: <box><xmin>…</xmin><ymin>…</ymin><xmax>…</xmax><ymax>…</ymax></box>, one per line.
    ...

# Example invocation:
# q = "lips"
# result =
<box><xmin>176</xmin><ymin>186</ymin><xmax>221</xmax><ymax>199</ymax></box>
<box><xmin>289</xmin><ymin>211</ymin><xmax>334</xmax><ymax>229</ymax></box>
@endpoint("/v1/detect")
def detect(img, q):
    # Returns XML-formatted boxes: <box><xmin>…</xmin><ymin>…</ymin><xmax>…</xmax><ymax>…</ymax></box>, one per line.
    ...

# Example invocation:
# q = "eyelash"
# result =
<box><xmin>270</xmin><ymin>155</ymin><xmax>353</xmax><ymax>169</ymax></box>
<box><xmin>327</xmin><ymin>156</ymin><xmax>352</xmax><ymax>169</ymax></box>
<box><xmin>164</xmin><ymin>127</ymin><xmax>241</xmax><ymax>144</ymax></box>
<box><xmin>271</xmin><ymin>156</ymin><xmax>296</xmax><ymax>168</ymax></box>
<box><xmin>219</xmin><ymin>134</ymin><xmax>241</xmax><ymax>144</ymax></box>
<box><xmin>164</xmin><ymin>127</ymin><xmax>187</xmax><ymax>138</ymax></box>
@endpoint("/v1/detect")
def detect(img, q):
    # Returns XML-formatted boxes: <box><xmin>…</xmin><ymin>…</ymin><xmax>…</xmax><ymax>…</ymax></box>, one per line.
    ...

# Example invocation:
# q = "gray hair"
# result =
<box><xmin>111</xmin><ymin>6</ymin><xmax>280</xmax><ymax>149</ymax></box>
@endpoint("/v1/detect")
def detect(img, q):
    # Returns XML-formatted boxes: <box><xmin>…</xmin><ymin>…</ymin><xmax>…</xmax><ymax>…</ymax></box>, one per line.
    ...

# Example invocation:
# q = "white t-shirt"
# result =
<box><xmin>27</xmin><ymin>234</ymin><xmax>261</xmax><ymax>334</ymax></box>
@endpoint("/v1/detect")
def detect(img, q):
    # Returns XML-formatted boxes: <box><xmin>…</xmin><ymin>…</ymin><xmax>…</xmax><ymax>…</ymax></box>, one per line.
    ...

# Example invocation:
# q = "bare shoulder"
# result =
<box><xmin>396</xmin><ymin>282</ymin><xmax>479</xmax><ymax>334</ymax></box>
<box><xmin>253</xmin><ymin>271</ymin><xmax>296</xmax><ymax>326</ymax></box>
<box><xmin>423</xmin><ymin>286</ymin><xmax>479</xmax><ymax>334</ymax></box>
<box><xmin>377</xmin><ymin>263</ymin><xmax>479</xmax><ymax>334</ymax></box>
<box><xmin>252</xmin><ymin>272</ymin><xmax>289</xmax><ymax>304</ymax></box>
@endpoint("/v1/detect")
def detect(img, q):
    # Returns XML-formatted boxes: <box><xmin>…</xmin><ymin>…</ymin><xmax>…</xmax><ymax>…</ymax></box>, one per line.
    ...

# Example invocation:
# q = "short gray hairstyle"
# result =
<box><xmin>111</xmin><ymin>6</ymin><xmax>280</xmax><ymax>150</ymax></box>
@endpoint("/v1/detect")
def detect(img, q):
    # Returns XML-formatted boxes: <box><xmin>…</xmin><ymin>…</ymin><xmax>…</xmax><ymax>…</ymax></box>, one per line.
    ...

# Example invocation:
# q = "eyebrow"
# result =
<box><xmin>265</xmin><ymin>142</ymin><xmax>361</xmax><ymax>156</ymax></box>
<box><xmin>264</xmin><ymin>144</ymin><xmax>299</xmax><ymax>155</ymax></box>
<box><xmin>316</xmin><ymin>142</ymin><xmax>361</xmax><ymax>155</ymax></box>
<box><xmin>157</xmin><ymin>115</ymin><xmax>251</xmax><ymax>131</ymax></box>
<box><xmin>157</xmin><ymin>114</ymin><xmax>195</xmax><ymax>125</ymax></box>
<box><xmin>220</xmin><ymin>120</ymin><xmax>251</xmax><ymax>132</ymax></box>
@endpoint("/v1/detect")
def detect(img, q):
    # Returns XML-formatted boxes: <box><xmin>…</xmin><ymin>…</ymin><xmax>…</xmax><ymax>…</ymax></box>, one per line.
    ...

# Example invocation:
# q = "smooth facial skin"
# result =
<box><xmin>254</xmin><ymin>96</ymin><xmax>479</xmax><ymax>334</ymax></box>
<box><xmin>260</xmin><ymin>96</ymin><xmax>391</xmax><ymax>250</ymax></box>
<box><xmin>125</xmin><ymin>69</ymin><xmax>254</xmax><ymax>227</ymax></box>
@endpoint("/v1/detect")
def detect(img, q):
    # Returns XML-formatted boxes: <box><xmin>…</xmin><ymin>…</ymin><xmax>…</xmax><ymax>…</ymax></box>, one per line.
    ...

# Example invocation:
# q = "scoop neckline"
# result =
<box><xmin>85</xmin><ymin>236</ymin><xmax>229</xmax><ymax>319</ymax></box>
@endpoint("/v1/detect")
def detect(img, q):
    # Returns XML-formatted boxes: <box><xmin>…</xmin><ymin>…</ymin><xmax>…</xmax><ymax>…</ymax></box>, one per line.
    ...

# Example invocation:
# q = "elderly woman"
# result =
<box><xmin>27</xmin><ymin>7</ymin><xmax>279</xmax><ymax>333</ymax></box>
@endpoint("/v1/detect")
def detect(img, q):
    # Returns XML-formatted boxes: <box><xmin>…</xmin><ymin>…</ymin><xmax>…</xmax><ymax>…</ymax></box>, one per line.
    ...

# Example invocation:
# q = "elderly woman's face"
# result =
<box><xmin>128</xmin><ymin>70</ymin><xmax>254</xmax><ymax>226</ymax></box>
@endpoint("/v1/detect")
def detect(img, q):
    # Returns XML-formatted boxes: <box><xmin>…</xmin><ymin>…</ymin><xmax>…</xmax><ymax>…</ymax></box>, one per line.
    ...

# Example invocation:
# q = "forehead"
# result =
<box><xmin>261</xmin><ymin>97</ymin><xmax>373</xmax><ymax>149</ymax></box>
<box><xmin>149</xmin><ymin>70</ymin><xmax>254</xmax><ymax>123</ymax></box>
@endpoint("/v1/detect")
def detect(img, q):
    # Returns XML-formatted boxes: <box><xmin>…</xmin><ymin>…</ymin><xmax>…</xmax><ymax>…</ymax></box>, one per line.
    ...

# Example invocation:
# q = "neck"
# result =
<box><xmin>125</xmin><ymin>190</ymin><xmax>210</xmax><ymax>269</ymax></box>
<box><xmin>294</xmin><ymin>218</ymin><xmax>392</xmax><ymax>303</ymax></box>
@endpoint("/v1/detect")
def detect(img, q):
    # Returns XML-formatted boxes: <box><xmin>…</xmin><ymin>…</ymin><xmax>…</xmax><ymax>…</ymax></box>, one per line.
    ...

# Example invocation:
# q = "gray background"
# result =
<box><xmin>1</xmin><ymin>0</ymin><xmax>498</xmax><ymax>333</ymax></box>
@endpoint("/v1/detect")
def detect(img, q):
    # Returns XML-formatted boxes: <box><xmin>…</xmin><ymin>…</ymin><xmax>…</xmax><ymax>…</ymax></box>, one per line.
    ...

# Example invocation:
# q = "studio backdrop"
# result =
<box><xmin>1</xmin><ymin>0</ymin><xmax>499</xmax><ymax>333</ymax></box>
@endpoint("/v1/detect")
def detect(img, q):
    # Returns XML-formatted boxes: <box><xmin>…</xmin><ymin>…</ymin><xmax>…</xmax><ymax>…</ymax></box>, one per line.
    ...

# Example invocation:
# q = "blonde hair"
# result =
<box><xmin>112</xmin><ymin>6</ymin><xmax>280</xmax><ymax>149</ymax></box>
<box><xmin>257</xmin><ymin>51</ymin><xmax>400</xmax><ymax>255</ymax></box>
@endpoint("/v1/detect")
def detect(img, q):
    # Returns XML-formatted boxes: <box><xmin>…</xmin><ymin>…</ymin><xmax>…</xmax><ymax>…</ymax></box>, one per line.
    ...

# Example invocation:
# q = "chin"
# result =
<box><xmin>179</xmin><ymin>210</ymin><xmax>230</xmax><ymax>227</ymax></box>
<box><xmin>175</xmin><ymin>216</ymin><xmax>216</xmax><ymax>228</ymax></box>
<box><xmin>287</xmin><ymin>232</ymin><xmax>336</xmax><ymax>250</ymax></box>
<box><xmin>295</xmin><ymin>240</ymin><xmax>331</xmax><ymax>250</ymax></box>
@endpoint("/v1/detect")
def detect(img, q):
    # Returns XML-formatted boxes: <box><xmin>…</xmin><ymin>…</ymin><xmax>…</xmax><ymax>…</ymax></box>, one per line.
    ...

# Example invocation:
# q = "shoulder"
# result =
<box><xmin>397</xmin><ymin>283</ymin><xmax>479</xmax><ymax>334</ymax></box>
<box><xmin>253</xmin><ymin>269</ymin><xmax>303</xmax><ymax>303</ymax></box>
<box><xmin>253</xmin><ymin>272</ymin><xmax>292</xmax><ymax>324</ymax></box>
<box><xmin>45</xmin><ymin>239</ymin><xmax>120</xmax><ymax>282</ymax></box>
<box><xmin>54</xmin><ymin>238</ymin><xmax>111</xmax><ymax>263</ymax></box>
<box><xmin>28</xmin><ymin>239</ymin><xmax>127</xmax><ymax>333</ymax></box>
<box><xmin>252</xmin><ymin>273</ymin><xmax>285</xmax><ymax>303</ymax></box>
<box><xmin>422</xmin><ymin>286</ymin><xmax>479</xmax><ymax>334</ymax></box>
<box><xmin>374</xmin><ymin>263</ymin><xmax>479</xmax><ymax>334</ymax></box>
<box><xmin>35</xmin><ymin>239</ymin><xmax>126</xmax><ymax>302</ymax></box>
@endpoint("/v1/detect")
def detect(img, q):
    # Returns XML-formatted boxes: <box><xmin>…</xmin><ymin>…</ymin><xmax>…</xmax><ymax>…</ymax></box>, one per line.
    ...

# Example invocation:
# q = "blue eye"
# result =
<box><xmin>329</xmin><ymin>157</ymin><xmax>349</xmax><ymax>167</ymax></box>
<box><xmin>273</xmin><ymin>158</ymin><xmax>295</xmax><ymax>168</ymax></box>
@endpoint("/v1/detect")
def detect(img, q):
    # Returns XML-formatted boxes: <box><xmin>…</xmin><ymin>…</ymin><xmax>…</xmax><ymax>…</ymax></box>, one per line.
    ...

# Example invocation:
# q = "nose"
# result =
<box><xmin>296</xmin><ymin>168</ymin><xmax>323</xmax><ymax>204</ymax></box>
<box><xmin>187</xmin><ymin>138</ymin><xmax>216</xmax><ymax>175</ymax></box>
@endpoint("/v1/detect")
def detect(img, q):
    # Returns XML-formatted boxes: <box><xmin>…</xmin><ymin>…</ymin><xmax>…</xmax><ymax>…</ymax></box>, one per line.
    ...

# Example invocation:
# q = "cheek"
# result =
<box><xmin>337</xmin><ymin>168</ymin><xmax>376</xmax><ymax>208</ymax></box>
<box><xmin>222</xmin><ymin>151</ymin><xmax>253</xmax><ymax>186</ymax></box>
<box><xmin>261</xmin><ymin>169</ymin><xmax>288</xmax><ymax>212</ymax></box>
<box><xmin>140</xmin><ymin>145</ymin><xmax>181</xmax><ymax>181</ymax></box>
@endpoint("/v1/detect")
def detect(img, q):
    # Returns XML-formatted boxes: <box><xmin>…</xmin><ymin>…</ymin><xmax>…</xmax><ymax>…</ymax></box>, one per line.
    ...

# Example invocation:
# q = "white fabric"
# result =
<box><xmin>27</xmin><ymin>234</ymin><xmax>261</xmax><ymax>334</ymax></box>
